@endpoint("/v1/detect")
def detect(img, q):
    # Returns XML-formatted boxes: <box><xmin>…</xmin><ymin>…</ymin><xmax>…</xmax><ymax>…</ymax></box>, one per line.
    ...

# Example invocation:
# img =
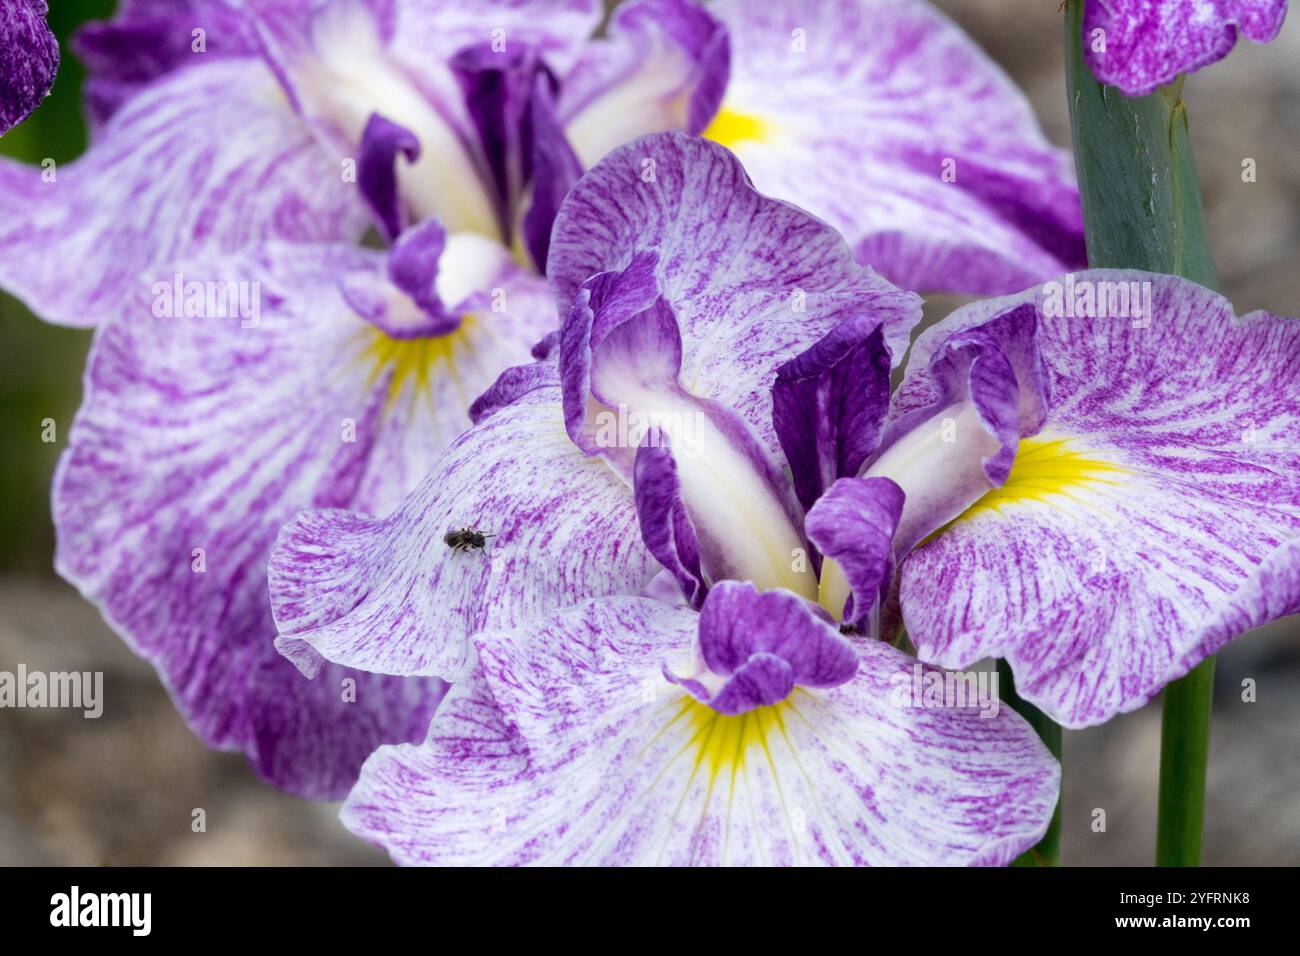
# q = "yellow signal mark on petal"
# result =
<box><xmin>359</xmin><ymin>315</ymin><xmax>477</xmax><ymax>410</ymax></box>
<box><xmin>679</xmin><ymin>696</ymin><xmax>788</xmax><ymax>789</ymax></box>
<box><xmin>702</xmin><ymin>106</ymin><xmax>772</xmax><ymax>150</ymax></box>
<box><xmin>959</xmin><ymin>435</ymin><xmax>1129</xmax><ymax>522</ymax></box>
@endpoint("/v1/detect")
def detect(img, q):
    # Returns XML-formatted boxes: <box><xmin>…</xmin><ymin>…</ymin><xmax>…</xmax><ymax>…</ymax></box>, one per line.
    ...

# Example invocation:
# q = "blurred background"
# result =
<box><xmin>1</xmin><ymin>1</ymin><xmax>1297</xmax><ymax>865</ymax></box>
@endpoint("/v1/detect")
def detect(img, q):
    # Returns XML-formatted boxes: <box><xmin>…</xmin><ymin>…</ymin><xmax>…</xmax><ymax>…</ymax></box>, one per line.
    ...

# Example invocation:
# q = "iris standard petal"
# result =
<box><xmin>705</xmin><ymin>0</ymin><xmax>1086</xmax><ymax>295</ymax></box>
<box><xmin>342</xmin><ymin>595</ymin><xmax>1060</xmax><ymax>866</ymax></box>
<box><xmin>52</xmin><ymin>240</ymin><xmax>550</xmax><ymax>795</ymax></box>
<box><xmin>897</xmin><ymin>271</ymin><xmax>1300</xmax><ymax>727</ymax></box>
<box><xmin>1082</xmin><ymin>0</ymin><xmax>1289</xmax><ymax>97</ymax></box>
<box><xmin>559</xmin><ymin>257</ymin><xmax>815</xmax><ymax>596</ymax></box>
<box><xmin>548</xmin><ymin>131</ymin><xmax>922</xmax><ymax>453</ymax></box>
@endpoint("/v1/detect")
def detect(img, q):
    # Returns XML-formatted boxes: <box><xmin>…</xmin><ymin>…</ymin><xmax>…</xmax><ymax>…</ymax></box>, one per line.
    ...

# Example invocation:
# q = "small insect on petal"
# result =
<box><xmin>444</xmin><ymin>527</ymin><xmax>495</xmax><ymax>552</ymax></box>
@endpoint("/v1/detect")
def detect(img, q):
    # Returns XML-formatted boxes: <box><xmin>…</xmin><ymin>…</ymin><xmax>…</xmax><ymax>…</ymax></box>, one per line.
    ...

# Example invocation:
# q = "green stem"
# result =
<box><xmin>1063</xmin><ymin>0</ymin><xmax>1218</xmax><ymax>288</ymax></box>
<box><xmin>999</xmin><ymin>660</ymin><xmax>1062</xmax><ymax>867</ymax></box>
<box><xmin>1156</xmin><ymin>658</ymin><xmax>1216</xmax><ymax>865</ymax></box>
<box><xmin>1063</xmin><ymin>0</ymin><xmax>1218</xmax><ymax>866</ymax></box>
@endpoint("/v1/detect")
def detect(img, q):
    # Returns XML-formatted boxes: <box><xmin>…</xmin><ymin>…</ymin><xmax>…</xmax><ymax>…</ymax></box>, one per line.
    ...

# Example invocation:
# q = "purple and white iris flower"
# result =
<box><xmin>873</xmin><ymin>274</ymin><xmax>1300</xmax><ymax>727</ymax></box>
<box><xmin>3</xmin><ymin>0</ymin><xmax>1092</xmax><ymax>797</ymax></box>
<box><xmin>271</xmin><ymin>132</ymin><xmax>1300</xmax><ymax>861</ymax></box>
<box><xmin>271</xmin><ymin>132</ymin><xmax>1062</xmax><ymax>865</ymax></box>
<box><xmin>0</xmin><ymin>0</ymin><xmax>58</xmax><ymax>134</ymax></box>
<box><xmin>1082</xmin><ymin>0</ymin><xmax>1289</xmax><ymax>96</ymax></box>
<box><xmin>0</xmin><ymin>0</ymin><xmax>1085</xmax><ymax>329</ymax></box>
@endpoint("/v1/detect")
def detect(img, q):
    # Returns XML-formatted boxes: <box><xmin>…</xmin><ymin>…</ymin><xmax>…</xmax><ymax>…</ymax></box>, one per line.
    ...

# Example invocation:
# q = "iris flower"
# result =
<box><xmin>0</xmin><ymin>0</ymin><xmax>1085</xmax><ymax>326</ymax></box>
<box><xmin>272</xmin><ymin>132</ymin><xmax>1060</xmax><ymax>864</ymax></box>
<box><xmin>271</xmin><ymin>133</ymin><xmax>1300</xmax><ymax>860</ymax></box>
<box><xmin>4</xmin><ymin>0</ymin><xmax>1087</xmax><ymax>796</ymax></box>
<box><xmin>865</xmin><ymin>272</ymin><xmax>1300</xmax><ymax>726</ymax></box>
<box><xmin>0</xmin><ymin>0</ymin><xmax>58</xmax><ymax>134</ymax></box>
<box><xmin>1081</xmin><ymin>0</ymin><xmax>1289</xmax><ymax>96</ymax></box>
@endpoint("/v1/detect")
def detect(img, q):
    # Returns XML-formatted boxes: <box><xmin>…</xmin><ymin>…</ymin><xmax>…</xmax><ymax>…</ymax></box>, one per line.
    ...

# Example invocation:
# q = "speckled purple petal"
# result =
<box><xmin>0</xmin><ymin>0</ymin><xmax>58</xmax><ymax>134</ymax></box>
<box><xmin>1083</xmin><ymin>0</ymin><xmax>1288</xmax><ymax>96</ymax></box>
<box><xmin>270</xmin><ymin>132</ymin><xmax>920</xmax><ymax>676</ymax></box>
<box><xmin>898</xmin><ymin>271</ymin><xmax>1300</xmax><ymax>727</ymax></box>
<box><xmin>387</xmin><ymin>0</ymin><xmax>601</xmax><ymax>80</ymax></box>
<box><xmin>772</xmin><ymin>318</ymin><xmax>892</xmax><ymax>513</ymax></box>
<box><xmin>73</xmin><ymin>0</ymin><xmax>264</xmax><ymax>129</ymax></box>
<box><xmin>269</xmin><ymin>382</ymin><xmax>659</xmax><ymax>682</ymax></box>
<box><xmin>52</xmin><ymin>240</ymin><xmax>553</xmax><ymax>795</ymax></box>
<box><xmin>709</xmin><ymin>0</ymin><xmax>1085</xmax><ymax>295</ymax></box>
<box><xmin>0</xmin><ymin>58</ymin><xmax>366</xmax><ymax>327</ymax></box>
<box><xmin>560</xmin><ymin>0</ymin><xmax>729</xmax><ymax>167</ymax></box>
<box><xmin>342</xmin><ymin>596</ymin><xmax>1060</xmax><ymax>865</ymax></box>
<box><xmin>805</xmin><ymin>477</ymin><xmax>905</xmax><ymax>628</ymax></box>
<box><xmin>549</xmin><ymin>131</ymin><xmax>922</xmax><ymax>454</ymax></box>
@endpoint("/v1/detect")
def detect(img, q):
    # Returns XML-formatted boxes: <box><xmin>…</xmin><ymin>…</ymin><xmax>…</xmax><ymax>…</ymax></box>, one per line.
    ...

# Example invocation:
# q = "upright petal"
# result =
<box><xmin>52</xmin><ymin>240</ymin><xmax>550</xmax><ymax>795</ymax></box>
<box><xmin>706</xmin><ymin>0</ymin><xmax>1086</xmax><ymax>295</ymax></box>
<box><xmin>1082</xmin><ymin>0</ymin><xmax>1289</xmax><ymax>96</ymax></box>
<box><xmin>558</xmin><ymin>258</ymin><xmax>814</xmax><ymax>596</ymax></box>
<box><xmin>0</xmin><ymin>58</ymin><xmax>366</xmax><ymax>327</ymax></box>
<box><xmin>0</xmin><ymin>0</ymin><xmax>58</xmax><ymax>134</ymax></box>
<box><xmin>898</xmin><ymin>272</ymin><xmax>1300</xmax><ymax>726</ymax></box>
<box><xmin>343</xmin><ymin>595</ymin><xmax>1060</xmax><ymax>866</ymax></box>
<box><xmin>548</xmin><ymin>131</ymin><xmax>922</xmax><ymax>452</ymax></box>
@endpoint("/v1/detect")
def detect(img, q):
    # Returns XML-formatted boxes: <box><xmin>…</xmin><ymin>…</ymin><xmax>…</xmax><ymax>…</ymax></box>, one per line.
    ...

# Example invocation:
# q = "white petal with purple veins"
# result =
<box><xmin>705</xmin><ymin>0</ymin><xmax>1086</xmax><ymax>295</ymax></box>
<box><xmin>53</xmin><ymin>240</ymin><xmax>551</xmax><ymax>795</ymax></box>
<box><xmin>896</xmin><ymin>271</ymin><xmax>1300</xmax><ymax>726</ymax></box>
<box><xmin>0</xmin><ymin>58</ymin><xmax>366</xmax><ymax>327</ymax></box>
<box><xmin>549</xmin><ymin>131</ymin><xmax>922</xmax><ymax>453</ymax></box>
<box><xmin>343</xmin><ymin>595</ymin><xmax>1060</xmax><ymax>866</ymax></box>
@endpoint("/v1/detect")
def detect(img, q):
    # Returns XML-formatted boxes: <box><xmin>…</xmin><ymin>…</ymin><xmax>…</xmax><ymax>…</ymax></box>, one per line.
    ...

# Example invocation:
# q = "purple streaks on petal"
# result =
<box><xmin>1083</xmin><ymin>0</ymin><xmax>1289</xmax><ymax>96</ymax></box>
<box><xmin>898</xmin><ymin>270</ymin><xmax>1300</xmax><ymax>728</ymax></box>
<box><xmin>72</xmin><ymin>0</ymin><xmax>259</xmax><ymax>129</ymax></box>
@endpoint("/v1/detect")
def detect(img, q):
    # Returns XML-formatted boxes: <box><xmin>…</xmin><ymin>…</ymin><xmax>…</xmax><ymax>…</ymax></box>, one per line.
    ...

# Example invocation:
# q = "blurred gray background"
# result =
<box><xmin>1</xmin><ymin>2</ymin><xmax>1296</xmax><ymax>865</ymax></box>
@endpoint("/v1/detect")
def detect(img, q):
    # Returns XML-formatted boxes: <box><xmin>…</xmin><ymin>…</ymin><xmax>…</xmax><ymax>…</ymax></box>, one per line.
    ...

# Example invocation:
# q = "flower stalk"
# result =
<box><xmin>1063</xmin><ymin>0</ymin><xmax>1219</xmax><ymax>866</ymax></box>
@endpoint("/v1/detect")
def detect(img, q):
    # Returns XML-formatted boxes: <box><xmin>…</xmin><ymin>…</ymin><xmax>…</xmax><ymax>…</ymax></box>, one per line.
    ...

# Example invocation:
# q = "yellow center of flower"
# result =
<box><xmin>360</xmin><ymin>316</ymin><xmax>477</xmax><ymax>409</ymax></box>
<box><xmin>673</xmin><ymin>695</ymin><xmax>791</xmax><ymax>786</ymax></box>
<box><xmin>702</xmin><ymin>106</ymin><xmax>772</xmax><ymax>149</ymax></box>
